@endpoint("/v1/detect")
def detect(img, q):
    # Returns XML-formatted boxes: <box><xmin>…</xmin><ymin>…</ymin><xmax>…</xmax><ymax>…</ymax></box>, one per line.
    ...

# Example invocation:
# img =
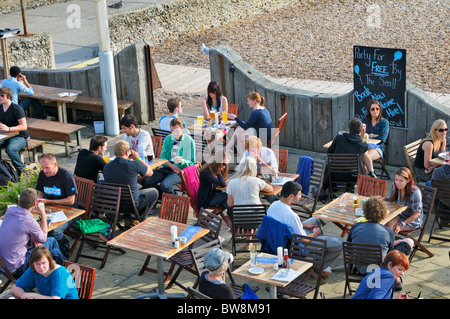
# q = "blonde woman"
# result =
<box><xmin>413</xmin><ymin>119</ymin><xmax>447</xmax><ymax>182</ymax></box>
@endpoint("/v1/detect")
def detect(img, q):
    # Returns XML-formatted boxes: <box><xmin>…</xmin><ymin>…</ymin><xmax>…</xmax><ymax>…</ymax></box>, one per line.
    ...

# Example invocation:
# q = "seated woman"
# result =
<box><xmin>352</xmin><ymin>250</ymin><xmax>409</xmax><ymax>299</ymax></box>
<box><xmin>12</xmin><ymin>246</ymin><xmax>79</xmax><ymax>299</ymax></box>
<box><xmin>201</xmin><ymin>81</ymin><xmax>228</xmax><ymax>121</ymax></box>
<box><xmin>226</xmin><ymin>156</ymin><xmax>273</xmax><ymax>222</ymax></box>
<box><xmin>362</xmin><ymin>99</ymin><xmax>390</xmax><ymax>178</ymax></box>
<box><xmin>385</xmin><ymin>167</ymin><xmax>423</xmax><ymax>234</ymax></box>
<box><xmin>197</xmin><ymin>153</ymin><xmax>229</xmax><ymax>212</ymax></box>
<box><xmin>413</xmin><ymin>119</ymin><xmax>447</xmax><ymax>182</ymax></box>
<box><xmin>239</xmin><ymin>136</ymin><xmax>278</xmax><ymax>175</ymax></box>
<box><xmin>199</xmin><ymin>248</ymin><xmax>235</xmax><ymax>299</ymax></box>
<box><xmin>226</xmin><ymin>92</ymin><xmax>273</xmax><ymax>159</ymax></box>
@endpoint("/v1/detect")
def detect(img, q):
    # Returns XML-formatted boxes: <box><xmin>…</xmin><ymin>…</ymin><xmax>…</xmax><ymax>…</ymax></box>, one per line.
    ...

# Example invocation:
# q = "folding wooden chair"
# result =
<box><xmin>342</xmin><ymin>241</ymin><xmax>383</xmax><ymax>298</ymax></box>
<box><xmin>429</xmin><ymin>179</ymin><xmax>450</xmax><ymax>243</ymax></box>
<box><xmin>73</xmin><ymin>183</ymin><xmax>124</xmax><ymax>269</ymax></box>
<box><xmin>274</xmin><ymin>148</ymin><xmax>289</xmax><ymax>173</ymax></box>
<box><xmin>138</xmin><ymin>193</ymin><xmax>190</xmax><ymax>277</ymax></box>
<box><xmin>356</xmin><ymin>174</ymin><xmax>387</xmax><ymax>197</ymax></box>
<box><xmin>397</xmin><ymin>183</ymin><xmax>437</xmax><ymax>261</ymax></box>
<box><xmin>267</xmin><ymin>112</ymin><xmax>287</xmax><ymax>148</ymax></box>
<box><xmin>151</xmin><ymin>128</ymin><xmax>171</xmax><ymax>140</ymax></box>
<box><xmin>327</xmin><ymin>153</ymin><xmax>360</xmax><ymax>200</ymax></box>
<box><xmin>228</xmin><ymin>103</ymin><xmax>239</xmax><ymax>115</ymax></box>
<box><xmin>63</xmin><ymin>260</ymin><xmax>96</xmax><ymax>299</ymax></box>
<box><xmin>276</xmin><ymin>234</ymin><xmax>327</xmax><ymax>299</ymax></box>
<box><xmin>187</xmin><ymin>286</ymin><xmax>212</xmax><ymax>299</ymax></box>
<box><xmin>230</xmin><ymin>204</ymin><xmax>267</xmax><ymax>266</ymax></box>
<box><xmin>65</xmin><ymin>175</ymin><xmax>94</xmax><ymax>256</ymax></box>
<box><xmin>165</xmin><ymin>208</ymin><xmax>223</xmax><ymax>289</ymax></box>
<box><xmin>403</xmin><ymin>139</ymin><xmax>422</xmax><ymax>183</ymax></box>
<box><xmin>0</xmin><ymin>256</ymin><xmax>17</xmax><ymax>294</ymax></box>
<box><xmin>292</xmin><ymin>158</ymin><xmax>326</xmax><ymax>220</ymax></box>
<box><xmin>151</xmin><ymin>135</ymin><xmax>163</xmax><ymax>158</ymax></box>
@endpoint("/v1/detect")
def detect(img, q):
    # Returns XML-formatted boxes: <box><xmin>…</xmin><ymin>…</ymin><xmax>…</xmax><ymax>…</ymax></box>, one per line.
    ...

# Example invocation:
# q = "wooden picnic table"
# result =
<box><xmin>26</xmin><ymin>118</ymin><xmax>85</xmax><ymax>157</ymax></box>
<box><xmin>20</xmin><ymin>84</ymin><xmax>82</xmax><ymax>123</ymax></box>
<box><xmin>312</xmin><ymin>192</ymin><xmax>407</xmax><ymax>237</ymax></box>
<box><xmin>108</xmin><ymin>217</ymin><xmax>209</xmax><ymax>299</ymax></box>
<box><xmin>232</xmin><ymin>252</ymin><xmax>313</xmax><ymax>299</ymax></box>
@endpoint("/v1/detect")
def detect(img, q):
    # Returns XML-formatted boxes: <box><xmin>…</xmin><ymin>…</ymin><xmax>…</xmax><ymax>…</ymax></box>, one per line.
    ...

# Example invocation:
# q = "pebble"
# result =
<box><xmin>151</xmin><ymin>0</ymin><xmax>449</xmax><ymax>94</ymax></box>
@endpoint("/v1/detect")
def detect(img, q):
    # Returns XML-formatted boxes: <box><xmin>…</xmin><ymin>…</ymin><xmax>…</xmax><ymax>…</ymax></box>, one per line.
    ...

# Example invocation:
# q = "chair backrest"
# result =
<box><xmin>196</xmin><ymin>208</ymin><xmax>223</xmax><ymax>242</ymax></box>
<box><xmin>228</xmin><ymin>103</ymin><xmax>239</xmax><ymax>115</ymax></box>
<box><xmin>88</xmin><ymin>183</ymin><xmax>122</xmax><ymax>239</ymax></box>
<box><xmin>289</xmin><ymin>234</ymin><xmax>327</xmax><ymax>299</ymax></box>
<box><xmin>151</xmin><ymin>128</ymin><xmax>171</xmax><ymax>139</ymax></box>
<box><xmin>187</xmin><ymin>286</ymin><xmax>212</xmax><ymax>299</ymax></box>
<box><xmin>415</xmin><ymin>183</ymin><xmax>437</xmax><ymax>230</ymax></box>
<box><xmin>356</xmin><ymin>174</ymin><xmax>387</xmax><ymax>197</ymax></box>
<box><xmin>327</xmin><ymin>154</ymin><xmax>360</xmax><ymax>195</ymax></box>
<box><xmin>268</xmin><ymin>113</ymin><xmax>288</xmax><ymax>148</ymax></box>
<box><xmin>0</xmin><ymin>256</ymin><xmax>17</xmax><ymax>294</ymax></box>
<box><xmin>403</xmin><ymin>139</ymin><xmax>422</xmax><ymax>183</ymax></box>
<box><xmin>274</xmin><ymin>148</ymin><xmax>289</xmax><ymax>173</ymax></box>
<box><xmin>190</xmin><ymin>133</ymin><xmax>209</xmax><ymax>163</ymax></box>
<box><xmin>342</xmin><ymin>241</ymin><xmax>383</xmax><ymax>297</ymax></box>
<box><xmin>309</xmin><ymin>158</ymin><xmax>326</xmax><ymax>190</ymax></box>
<box><xmin>99</xmin><ymin>182</ymin><xmax>138</xmax><ymax>215</ymax></box>
<box><xmin>151</xmin><ymin>135</ymin><xmax>163</xmax><ymax>158</ymax></box>
<box><xmin>159</xmin><ymin>192</ymin><xmax>190</xmax><ymax>224</ymax></box>
<box><xmin>191</xmin><ymin>239</ymin><xmax>231</xmax><ymax>280</ymax></box>
<box><xmin>431</xmin><ymin>179</ymin><xmax>450</xmax><ymax>209</ymax></box>
<box><xmin>231</xmin><ymin>204</ymin><xmax>267</xmax><ymax>231</ymax></box>
<box><xmin>63</xmin><ymin>260</ymin><xmax>96</xmax><ymax>299</ymax></box>
<box><xmin>74</xmin><ymin>175</ymin><xmax>94</xmax><ymax>216</ymax></box>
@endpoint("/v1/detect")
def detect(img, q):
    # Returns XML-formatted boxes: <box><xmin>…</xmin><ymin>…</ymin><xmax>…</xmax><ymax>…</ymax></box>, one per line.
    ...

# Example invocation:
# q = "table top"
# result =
<box><xmin>219</xmin><ymin>172</ymin><xmax>299</xmax><ymax>196</ymax></box>
<box><xmin>148</xmin><ymin>158</ymin><xmax>168</xmax><ymax>170</ymax></box>
<box><xmin>312</xmin><ymin>192</ymin><xmax>407</xmax><ymax>227</ymax></box>
<box><xmin>45</xmin><ymin>204</ymin><xmax>85</xmax><ymax>232</ymax></box>
<box><xmin>232</xmin><ymin>252</ymin><xmax>313</xmax><ymax>288</ymax></box>
<box><xmin>323</xmin><ymin>138</ymin><xmax>381</xmax><ymax>149</ymax></box>
<box><xmin>108</xmin><ymin>217</ymin><xmax>210</xmax><ymax>259</ymax></box>
<box><xmin>0</xmin><ymin>131</ymin><xmax>19</xmax><ymax>141</ymax></box>
<box><xmin>430</xmin><ymin>156</ymin><xmax>446</xmax><ymax>167</ymax></box>
<box><xmin>26</xmin><ymin>117</ymin><xmax>85</xmax><ymax>134</ymax></box>
<box><xmin>188</xmin><ymin>120</ymin><xmax>237</xmax><ymax>133</ymax></box>
<box><xmin>21</xmin><ymin>84</ymin><xmax>82</xmax><ymax>103</ymax></box>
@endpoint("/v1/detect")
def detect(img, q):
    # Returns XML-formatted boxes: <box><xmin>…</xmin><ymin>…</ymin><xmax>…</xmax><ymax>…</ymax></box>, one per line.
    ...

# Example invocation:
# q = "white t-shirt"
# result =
<box><xmin>239</xmin><ymin>147</ymin><xmax>278</xmax><ymax>172</ymax></box>
<box><xmin>123</xmin><ymin>128</ymin><xmax>154</xmax><ymax>158</ymax></box>
<box><xmin>226</xmin><ymin>176</ymin><xmax>266</xmax><ymax>205</ymax></box>
<box><xmin>267</xmin><ymin>200</ymin><xmax>306</xmax><ymax>236</ymax></box>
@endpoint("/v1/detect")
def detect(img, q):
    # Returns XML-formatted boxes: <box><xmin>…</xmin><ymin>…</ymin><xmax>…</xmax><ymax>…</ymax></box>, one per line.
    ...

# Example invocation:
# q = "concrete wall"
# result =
<box><xmin>210</xmin><ymin>45</ymin><xmax>450</xmax><ymax>167</ymax></box>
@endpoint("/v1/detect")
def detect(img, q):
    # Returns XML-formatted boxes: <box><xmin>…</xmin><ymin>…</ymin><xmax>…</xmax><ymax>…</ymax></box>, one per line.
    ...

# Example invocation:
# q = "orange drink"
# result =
<box><xmin>222</xmin><ymin>111</ymin><xmax>228</xmax><ymax>123</ymax></box>
<box><xmin>197</xmin><ymin>115</ymin><xmax>204</xmax><ymax>126</ymax></box>
<box><xmin>210</xmin><ymin>111</ymin><xmax>216</xmax><ymax>120</ymax></box>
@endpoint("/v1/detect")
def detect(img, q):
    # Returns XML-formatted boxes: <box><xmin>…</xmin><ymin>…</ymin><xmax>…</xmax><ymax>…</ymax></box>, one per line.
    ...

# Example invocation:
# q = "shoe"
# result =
<box><xmin>368</xmin><ymin>171</ymin><xmax>377</xmax><ymax>178</ymax></box>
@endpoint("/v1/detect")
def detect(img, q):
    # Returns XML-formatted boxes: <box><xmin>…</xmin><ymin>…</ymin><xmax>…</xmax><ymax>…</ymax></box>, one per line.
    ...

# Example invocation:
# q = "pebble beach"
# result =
<box><xmin>151</xmin><ymin>0</ymin><xmax>449</xmax><ymax>95</ymax></box>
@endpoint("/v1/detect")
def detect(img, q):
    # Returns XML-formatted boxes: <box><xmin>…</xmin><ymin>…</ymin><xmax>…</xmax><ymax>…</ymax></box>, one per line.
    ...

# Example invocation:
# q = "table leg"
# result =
<box><xmin>135</xmin><ymin>256</ymin><xmax>187</xmax><ymax>299</ymax></box>
<box><xmin>56</xmin><ymin>101</ymin><xmax>63</xmax><ymax>123</ymax></box>
<box><xmin>269</xmin><ymin>285</ymin><xmax>277</xmax><ymax>299</ymax></box>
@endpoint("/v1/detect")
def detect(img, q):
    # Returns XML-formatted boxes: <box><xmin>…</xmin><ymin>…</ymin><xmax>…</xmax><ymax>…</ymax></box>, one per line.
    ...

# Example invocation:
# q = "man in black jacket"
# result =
<box><xmin>321</xmin><ymin>118</ymin><xmax>369</xmax><ymax>193</ymax></box>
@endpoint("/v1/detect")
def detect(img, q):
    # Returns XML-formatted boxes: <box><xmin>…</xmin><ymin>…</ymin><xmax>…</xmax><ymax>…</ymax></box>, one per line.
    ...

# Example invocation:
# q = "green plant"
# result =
<box><xmin>0</xmin><ymin>162</ymin><xmax>41</xmax><ymax>216</ymax></box>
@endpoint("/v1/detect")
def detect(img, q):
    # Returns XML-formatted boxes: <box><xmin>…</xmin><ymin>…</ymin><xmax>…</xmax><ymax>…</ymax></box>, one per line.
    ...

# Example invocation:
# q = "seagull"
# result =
<box><xmin>201</xmin><ymin>43</ymin><xmax>210</xmax><ymax>55</ymax></box>
<box><xmin>108</xmin><ymin>0</ymin><xmax>123</xmax><ymax>9</ymax></box>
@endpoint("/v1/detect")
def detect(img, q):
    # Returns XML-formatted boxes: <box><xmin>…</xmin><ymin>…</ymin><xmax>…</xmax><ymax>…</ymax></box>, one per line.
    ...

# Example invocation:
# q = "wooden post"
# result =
<box><xmin>1</xmin><ymin>38</ymin><xmax>10</xmax><ymax>79</ymax></box>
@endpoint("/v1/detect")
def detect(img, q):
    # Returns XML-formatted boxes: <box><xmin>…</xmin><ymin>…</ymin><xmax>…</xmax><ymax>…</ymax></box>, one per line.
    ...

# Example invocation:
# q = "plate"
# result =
<box><xmin>438</xmin><ymin>152</ymin><xmax>447</xmax><ymax>159</ymax></box>
<box><xmin>248</xmin><ymin>267</ymin><xmax>264</xmax><ymax>275</ymax></box>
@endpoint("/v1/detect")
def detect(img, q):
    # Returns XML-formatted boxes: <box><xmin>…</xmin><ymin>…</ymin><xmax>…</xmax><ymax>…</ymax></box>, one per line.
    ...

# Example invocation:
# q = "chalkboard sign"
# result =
<box><xmin>353</xmin><ymin>45</ymin><xmax>407</xmax><ymax>128</ymax></box>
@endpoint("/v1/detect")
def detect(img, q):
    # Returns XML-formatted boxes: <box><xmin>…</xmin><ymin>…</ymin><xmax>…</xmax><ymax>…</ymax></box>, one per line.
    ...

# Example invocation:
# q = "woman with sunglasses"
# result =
<box><xmin>413</xmin><ymin>119</ymin><xmax>448</xmax><ymax>182</ymax></box>
<box><xmin>385</xmin><ymin>167</ymin><xmax>423</xmax><ymax>234</ymax></box>
<box><xmin>362</xmin><ymin>100</ymin><xmax>390</xmax><ymax>178</ymax></box>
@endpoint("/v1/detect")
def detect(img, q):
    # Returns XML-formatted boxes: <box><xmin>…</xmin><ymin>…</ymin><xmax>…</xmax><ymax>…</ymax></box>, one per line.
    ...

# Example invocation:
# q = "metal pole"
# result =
<box><xmin>94</xmin><ymin>0</ymin><xmax>119</xmax><ymax>136</ymax></box>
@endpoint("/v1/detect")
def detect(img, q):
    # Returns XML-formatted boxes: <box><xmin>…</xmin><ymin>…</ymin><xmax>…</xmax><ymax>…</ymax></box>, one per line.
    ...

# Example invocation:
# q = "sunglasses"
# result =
<box><xmin>436</xmin><ymin>128</ymin><xmax>448</xmax><ymax>133</ymax></box>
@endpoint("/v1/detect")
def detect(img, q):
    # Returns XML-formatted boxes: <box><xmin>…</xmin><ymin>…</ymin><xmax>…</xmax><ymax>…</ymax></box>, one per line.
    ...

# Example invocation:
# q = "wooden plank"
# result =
<box><xmin>27</xmin><ymin>118</ymin><xmax>85</xmax><ymax>143</ymax></box>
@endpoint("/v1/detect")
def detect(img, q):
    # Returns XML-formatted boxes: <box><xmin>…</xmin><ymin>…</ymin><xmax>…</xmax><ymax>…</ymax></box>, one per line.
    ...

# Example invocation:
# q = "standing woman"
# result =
<box><xmin>201</xmin><ymin>81</ymin><xmax>228</xmax><ymax>120</ymax></box>
<box><xmin>413</xmin><ymin>119</ymin><xmax>447</xmax><ymax>182</ymax></box>
<box><xmin>362</xmin><ymin>100</ymin><xmax>390</xmax><ymax>177</ymax></box>
<box><xmin>0</xmin><ymin>87</ymin><xmax>29</xmax><ymax>175</ymax></box>
<box><xmin>385</xmin><ymin>167</ymin><xmax>423</xmax><ymax>234</ymax></box>
<box><xmin>12</xmin><ymin>245</ymin><xmax>79</xmax><ymax>299</ymax></box>
<box><xmin>227</xmin><ymin>92</ymin><xmax>273</xmax><ymax>158</ymax></box>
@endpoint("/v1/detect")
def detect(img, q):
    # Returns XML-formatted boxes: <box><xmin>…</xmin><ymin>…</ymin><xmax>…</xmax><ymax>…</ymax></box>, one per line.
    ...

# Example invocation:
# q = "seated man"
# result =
<box><xmin>120</xmin><ymin>114</ymin><xmax>154</xmax><ymax>161</ymax></box>
<box><xmin>1</xmin><ymin>66</ymin><xmax>48</xmax><ymax>119</ymax></box>
<box><xmin>74</xmin><ymin>135</ymin><xmax>108</xmax><ymax>182</ymax></box>
<box><xmin>267</xmin><ymin>181</ymin><xmax>343</xmax><ymax>271</ymax></box>
<box><xmin>36</xmin><ymin>153</ymin><xmax>78</xmax><ymax>257</ymax></box>
<box><xmin>0</xmin><ymin>188</ymin><xmax>65</xmax><ymax>277</ymax></box>
<box><xmin>143</xmin><ymin>118</ymin><xmax>195</xmax><ymax>196</ymax></box>
<box><xmin>198</xmin><ymin>248</ymin><xmax>235</xmax><ymax>299</ymax></box>
<box><xmin>103</xmin><ymin>140</ymin><xmax>158</xmax><ymax>227</ymax></box>
<box><xmin>347</xmin><ymin>196</ymin><xmax>414</xmax><ymax>274</ymax></box>
<box><xmin>321</xmin><ymin>118</ymin><xmax>370</xmax><ymax>195</ymax></box>
<box><xmin>0</xmin><ymin>87</ymin><xmax>30</xmax><ymax>175</ymax></box>
<box><xmin>159</xmin><ymin>97</ymin><xmax>189</xmax><ymax>133</ymax></box>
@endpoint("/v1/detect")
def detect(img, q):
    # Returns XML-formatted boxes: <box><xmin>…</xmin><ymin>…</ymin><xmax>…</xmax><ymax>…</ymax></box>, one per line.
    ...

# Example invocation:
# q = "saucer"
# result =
<box><xmin>248</xmin><ymin>266</ymin><xmax>264</xmax><ymax>275</ymax></box>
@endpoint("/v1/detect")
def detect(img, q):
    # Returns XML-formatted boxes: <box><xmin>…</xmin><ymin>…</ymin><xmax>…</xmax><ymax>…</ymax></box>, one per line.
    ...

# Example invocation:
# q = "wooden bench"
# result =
<box><xmin>20</xmin><ymin>139</ymin><xmax>45</xmax><ymax>164</ymax></box>
<box><xmin>26</xmin><ymin>118</ymin><xmax>85</xmax><ymax>157</ymax></box>
<box><xmin>41</xmin><ymin>96</ymin><xmax>134</xmax><ymax>122</ymax></box>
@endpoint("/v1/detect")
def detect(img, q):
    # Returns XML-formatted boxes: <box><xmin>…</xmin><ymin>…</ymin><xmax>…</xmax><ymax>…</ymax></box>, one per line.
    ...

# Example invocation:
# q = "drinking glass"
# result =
<box><xmin>210</xmin><ymin>111</ymin><xmax>216</xmax><ymax>120</ymax></box>
<box><xmin>339</xmin><ymin>195</ymin><xmax>347</xmax><ymax>212</ymax></box>
<box><xmin>445</xmin><ymin>151</ymin><xmax>450</xmax><ymax>164</ymax></box>
<box><xmin>222</xmin><ymin>111</ymin><xmax>228</xmax><ymax>123</ymax></box>
<box><xmin>250</xmin><ymin>246</ymin><xmax>257</xmax><ymax>267</ymax></box>
<box><xmin>197</xmin><ymin>116</ymin><xmax>204</xmax><ymax>126</ymax></box>
<box><xmin>103</xmin><ymin>151</ymin><xmax>110</xmax><ymax>163</ymax></box>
